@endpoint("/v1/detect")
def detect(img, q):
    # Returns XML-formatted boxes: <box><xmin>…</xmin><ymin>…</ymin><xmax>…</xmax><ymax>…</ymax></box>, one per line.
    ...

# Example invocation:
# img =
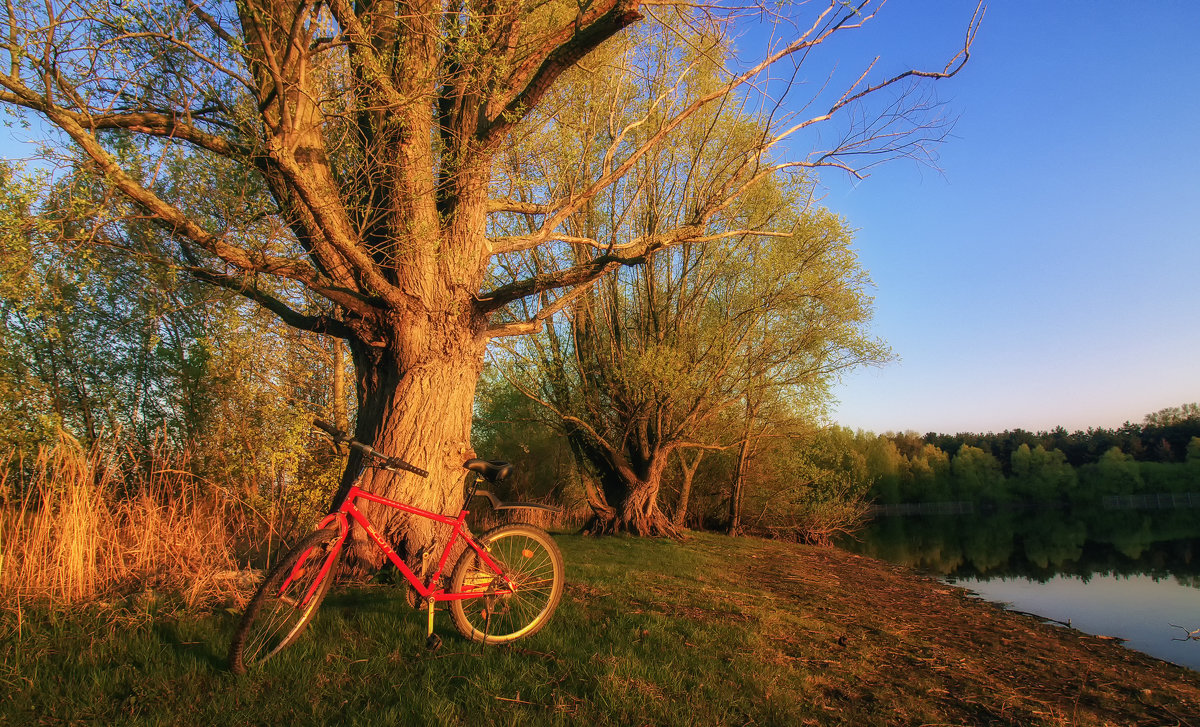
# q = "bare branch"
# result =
<box><xmin>485</xmin><ymin>282</ymin><xmax>595</xmax><ymax>339</ymax></box>
<box><xmin>323</xmin><ymin>0</ymin><xmax>407</xmax><ymax>109</ymax></box>
<box><xmin>187</xmin><ymin>266</ymin><xmax>355</xmax><ymax>338</ymax></box>
<box><xmin>487</xmin><ymin>198</ymin><xmax>555</xmax><ymax>215</ymax></box>
<box><xmin>476</xmin><ymin>0</ymin><xmax>644</xmax><ymax>150</ymax></box>
<box><xmin>488</xmin><ymin>1</ymin><xmax>982</xmax><ymax>259</ymax></box>
<box><xmin>86</xmin><ymin>111</ymin><xmax>245</xmax><ymax>158</ymax></box>
<box><xmin>479</xmin><ymin>225</ymin><xmax>703</xmax><ymax>311</ymax></box>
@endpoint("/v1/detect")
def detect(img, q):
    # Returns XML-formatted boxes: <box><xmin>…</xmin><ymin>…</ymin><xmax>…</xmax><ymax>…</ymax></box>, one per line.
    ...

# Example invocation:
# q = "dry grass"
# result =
<box><xmin>0</xmin><ymin>430</ymin><xmax>585</xmax><ymax>618</ymax></box>
<box><xmin>468</xmin><ymin>498</ymin><xmax>591</xmax><ymax>532</ymax></box>
<box><xmin>0</xmin><ymin>433</ymin><xmax>266</xmax><ymax>612</ymax></box>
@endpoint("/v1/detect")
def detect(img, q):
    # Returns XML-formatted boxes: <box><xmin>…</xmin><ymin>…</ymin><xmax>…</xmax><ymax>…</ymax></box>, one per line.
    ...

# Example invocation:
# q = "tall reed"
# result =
<box><xmin>0</xmin><ymin>433</ymin><xmax>261</xmax><ymax>609</ymax></box>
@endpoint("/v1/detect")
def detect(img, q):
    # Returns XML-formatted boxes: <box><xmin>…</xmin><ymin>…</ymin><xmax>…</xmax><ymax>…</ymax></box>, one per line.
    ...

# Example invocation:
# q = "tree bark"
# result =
<box><xmin>330</xmin><ymin>316</ymin><xmax>487</xmax><ymax>570</ymax></box>
<box><xmin>728</xmin><ymin>395</ymin><xmax>761</xmax><ymax>536</ymax></box>
<box><xmin>331</xmin><ymin>338</ymin><xmax>349</xmax><ymax>434</ymax></box>
<box><xmin>728</xmin><ymin>438</ymin><xmax>749</xmax><ymax>536</ymax></box>
<box><xmin>579</xmin><ymin>443</ymin><xmax>679</xmax><ymax>538</ymax></box>
<box><xmin>673</xmin><ymin>450</ymin><xmax>703</xmax><ymax>529</ymax></box>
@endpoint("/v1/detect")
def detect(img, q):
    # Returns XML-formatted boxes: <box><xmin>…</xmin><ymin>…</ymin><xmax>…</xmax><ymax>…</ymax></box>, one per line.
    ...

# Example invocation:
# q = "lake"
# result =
<box><xmin>839</xmin><ymin>505</ymin><xmax>1200</xmax><ymax>671</ymax></box>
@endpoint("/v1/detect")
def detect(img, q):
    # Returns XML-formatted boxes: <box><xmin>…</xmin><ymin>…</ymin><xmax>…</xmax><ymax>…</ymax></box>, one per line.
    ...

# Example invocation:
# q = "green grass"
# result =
<box><xmin>1</xmin><ymin>534</ymin><xmax>820</xmax><ymax>726</ymax></box>
<box><xmin>5</xmin><ymin>531</ymin><xmax>1200</xmax><ymax>726</ymax></box>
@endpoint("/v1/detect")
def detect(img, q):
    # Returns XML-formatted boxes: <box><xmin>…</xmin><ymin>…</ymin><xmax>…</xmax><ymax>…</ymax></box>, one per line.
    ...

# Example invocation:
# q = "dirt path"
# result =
<box><xmin>742</xmin><ymin>539</ymin><xmax>1200</xmax><ymax>725</ymax></box>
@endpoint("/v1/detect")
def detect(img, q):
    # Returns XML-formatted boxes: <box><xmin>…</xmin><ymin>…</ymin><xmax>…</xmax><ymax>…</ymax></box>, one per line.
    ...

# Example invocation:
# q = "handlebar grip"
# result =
<box><xmin>350</xmin><ymin>442</ymin><xmax>429</xmax><ymax>478</ymax></box>
<box><xmin>313</xmin><ymin>418</ymin><xmax>428</xmax><ymax>477</ymax></box>
<box><xmin>388</xmin><ymin>458</ymin><xmax>429</xmax><ymax>478</ymax></box>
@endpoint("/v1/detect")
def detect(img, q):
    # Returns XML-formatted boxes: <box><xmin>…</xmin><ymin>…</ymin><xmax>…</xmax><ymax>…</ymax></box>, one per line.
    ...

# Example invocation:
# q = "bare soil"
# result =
<box><xmin>743</xmin><ymin>537</ymin><xmax>1200</xmax><ymax>725</ymax></box>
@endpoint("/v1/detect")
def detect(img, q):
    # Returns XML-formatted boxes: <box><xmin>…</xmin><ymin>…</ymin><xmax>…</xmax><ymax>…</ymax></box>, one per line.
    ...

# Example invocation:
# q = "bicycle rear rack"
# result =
<box><xmin>473</xmin><ymin>489</ymin><xmax>562</xmax><ymax>514</ymax></box>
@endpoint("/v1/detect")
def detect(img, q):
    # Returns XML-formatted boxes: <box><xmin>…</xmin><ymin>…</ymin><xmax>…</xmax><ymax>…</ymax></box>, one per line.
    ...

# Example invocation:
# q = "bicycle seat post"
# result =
<box><xmin>463</xmin><ymin>471</ymin><xmax>482</xmax><ymax>512</ymax></box>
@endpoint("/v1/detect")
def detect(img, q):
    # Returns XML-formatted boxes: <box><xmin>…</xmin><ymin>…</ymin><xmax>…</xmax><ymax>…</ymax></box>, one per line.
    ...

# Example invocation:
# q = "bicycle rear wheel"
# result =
<box><xmin>448</xmin><ymin>524</ymin><xmax>564</xmax><ymax>644</ymax></box>
<box><xmin>228</xmin><ymin>526</ymin><xmax>340</xmax><ymax>674</ymax></box>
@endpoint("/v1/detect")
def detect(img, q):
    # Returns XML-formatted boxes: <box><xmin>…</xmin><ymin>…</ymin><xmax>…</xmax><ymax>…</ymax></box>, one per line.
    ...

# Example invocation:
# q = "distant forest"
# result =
<box><xmin>861</xmin><ymin>403</ymin><xmax>1200</xmax><ymax>505</ymax></box>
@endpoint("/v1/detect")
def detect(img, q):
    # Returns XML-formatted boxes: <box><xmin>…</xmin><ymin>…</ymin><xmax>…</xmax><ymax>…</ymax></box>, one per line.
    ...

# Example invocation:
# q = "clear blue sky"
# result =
<box><xmin>3</xmin><ymin>1</ymin><xmax>1196</xmax><ymax>436</ymax></box>
<box><xmin>804</xmin><ymin>1</ymin><xmax>1200</xmax><ymax>435</ymax></box>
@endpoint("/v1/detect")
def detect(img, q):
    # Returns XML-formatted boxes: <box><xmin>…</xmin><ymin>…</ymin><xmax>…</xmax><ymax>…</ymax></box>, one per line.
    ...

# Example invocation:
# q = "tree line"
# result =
<box><xmin>858</xmin><ymin>406</ymin><xmax>1200</xmax><ymax>506</ymax></box>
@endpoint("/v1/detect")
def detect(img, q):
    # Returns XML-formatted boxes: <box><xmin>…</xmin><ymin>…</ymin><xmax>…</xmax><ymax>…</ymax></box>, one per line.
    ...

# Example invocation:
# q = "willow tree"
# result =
<box><xmin>0</xmin><ymin>0</ymin><xmax>979</xmax><ymax>560</ymax></box>
<box><xmin>498</xmin><ymin>195</ymin><xmax>889</xmax><ymax>536</ymax></box>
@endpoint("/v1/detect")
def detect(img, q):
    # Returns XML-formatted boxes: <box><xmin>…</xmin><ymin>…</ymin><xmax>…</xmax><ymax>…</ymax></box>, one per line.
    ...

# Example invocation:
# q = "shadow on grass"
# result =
<box><xmin>151</xmin><ymin>616</ymin><xmax>232</xmax><ymax>672</ymax></box>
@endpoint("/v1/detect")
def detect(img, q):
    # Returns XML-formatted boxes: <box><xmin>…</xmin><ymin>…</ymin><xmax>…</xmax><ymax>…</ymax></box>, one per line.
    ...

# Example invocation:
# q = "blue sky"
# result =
<box><xmin>803</xmin><ymin>1</ymin><xmax>1200</xmax><ymax>435</ymax></box>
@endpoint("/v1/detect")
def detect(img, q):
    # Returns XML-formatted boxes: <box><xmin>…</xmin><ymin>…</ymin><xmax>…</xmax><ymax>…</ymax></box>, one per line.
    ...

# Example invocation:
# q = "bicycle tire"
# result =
<box><xmin>228</xmin><ymin>526</ymin><xmax>340</xmax><ymax>674</ymax></box>
<box><xmin>448</xmin><ymin>524</ymin><xmax>564</xmax><ymax>644</ymax></box>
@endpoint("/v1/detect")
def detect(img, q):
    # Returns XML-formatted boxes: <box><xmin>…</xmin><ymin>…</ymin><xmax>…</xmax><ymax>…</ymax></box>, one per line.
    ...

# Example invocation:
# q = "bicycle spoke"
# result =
<box><xmin>229</xmin><ymin>528</ymin><xmax>337</xmax><ymax>672</ymax></box>
<box><xmin>448</xmin><ymin>524</ymin><xmax>563</xmax><ymax>644</ymax></box>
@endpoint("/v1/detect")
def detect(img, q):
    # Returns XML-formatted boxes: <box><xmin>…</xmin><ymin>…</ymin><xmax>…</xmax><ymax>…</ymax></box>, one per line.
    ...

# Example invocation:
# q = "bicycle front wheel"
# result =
<box><xmin>449</xmin><ymin>524</ymin><xmax>564</xmax><ymax>644</ymax></box>
<box><xmin>228</xmin><ymin>526</ymin><xmax>340</xmax><ymax>674</ymax></box>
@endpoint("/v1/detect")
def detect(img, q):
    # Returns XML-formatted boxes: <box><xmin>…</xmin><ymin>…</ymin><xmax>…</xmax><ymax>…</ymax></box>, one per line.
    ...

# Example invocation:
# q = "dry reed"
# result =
<box><xmin>468</xmin><ymin>499</ymin><xmax>591</xmax><ymax>532</ymax></box>
<box><xmin>0</xmin><ymin>433</ymin><xmax>260</xmax><ymax>611</ymax></box>
<box><xmin>0</xmin><ymin>433</ymin><xmax>589</xmax><ymax>617</ymax></box>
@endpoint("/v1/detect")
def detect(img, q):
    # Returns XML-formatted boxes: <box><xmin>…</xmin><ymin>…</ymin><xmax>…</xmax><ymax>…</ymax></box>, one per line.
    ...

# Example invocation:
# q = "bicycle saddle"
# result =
<box><xmin>463</xmin><ymin>458</ymin><xmax>512</xmax><ymax>483</ymax></box>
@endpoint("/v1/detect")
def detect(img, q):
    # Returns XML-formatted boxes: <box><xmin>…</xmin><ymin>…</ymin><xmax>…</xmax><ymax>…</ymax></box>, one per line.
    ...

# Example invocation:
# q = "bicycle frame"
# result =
<box><xmin>290</xmin><ymin>480</ymin><xmax>514</xmax><ymax>608</ymax></box>
<box><xmin>228</xmin><ymin>422</ymin><xmax>565</xmax><ymax>671</ymax></box>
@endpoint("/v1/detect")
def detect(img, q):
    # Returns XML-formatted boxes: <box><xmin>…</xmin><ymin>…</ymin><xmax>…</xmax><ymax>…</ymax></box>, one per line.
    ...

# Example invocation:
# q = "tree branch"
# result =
<box><xmin>484</xmin><ymin>281</ymin><xmax>594</xmax><ymax>338</ymax></box>
<box><xmin>475</xmin><ymin>0</ymin><xmax>644</xmax><ymax>150</ymax></box>
<box><xmin>478</xmin><ymin>225</ymin><xmax>702</xmax><ymax>312</ymax></box>
<box><xmin>487</xmin><ymin>198</ymin><xmax>555</xmax><ymax>215</ymax></box>
<box><xmin>87</xmin><ymin>111</ymin><xmax>245</xmax><ymax>159</ymax></box>
<box><xmin>187</xmin><ymin>267</ymin><xmax>356</xmax><ymax>338</ymax></box>
<box><xmin>324</xmin><ymin>0</ymin><xmax>408</xmax><ymax>109</ymax></box>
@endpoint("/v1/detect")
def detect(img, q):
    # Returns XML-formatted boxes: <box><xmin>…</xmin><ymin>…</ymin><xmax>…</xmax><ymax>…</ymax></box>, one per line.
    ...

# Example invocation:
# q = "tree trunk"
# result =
<box><xmin>673</xmin><ymin>450</ymin><xmax>703</xmax><ymax>529</ymax></box>
<box><xmin>330</xmin><ymin>320</ymin><xmax>487</xmax><ymax>571</ymax></box>
<box><xmin>582</xmin><ymin>451</ymin><xmax>679</xmax><ymax>538</ymax></box>
<box><xmin>728</xmin><ymin>398</ymin><xmax>760</xmax><ymax>536</ymax></box>
<box><xmin>728</xmin><ymin>438</ymin><xmax>752</xmax><ymax>536</ymax></box>
<box><xmin>331</xmin><ymin>338</ymin><xmax>349</xmax><ymax>433</ymax></box>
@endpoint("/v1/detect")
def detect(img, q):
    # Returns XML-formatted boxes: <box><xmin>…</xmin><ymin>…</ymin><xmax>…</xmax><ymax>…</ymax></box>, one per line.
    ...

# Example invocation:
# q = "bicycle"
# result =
<box><xmin>227</xmin><ymin>419</ymin><xmax>565</xmax><ymax>674</ymax></box>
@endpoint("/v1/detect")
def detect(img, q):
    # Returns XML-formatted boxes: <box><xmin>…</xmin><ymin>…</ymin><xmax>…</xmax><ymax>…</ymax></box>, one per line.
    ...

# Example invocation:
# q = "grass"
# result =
<box><xmin>5</xmin><ymin>531</ymin><xmax>1200</xmax><ymax>726</ymax></box>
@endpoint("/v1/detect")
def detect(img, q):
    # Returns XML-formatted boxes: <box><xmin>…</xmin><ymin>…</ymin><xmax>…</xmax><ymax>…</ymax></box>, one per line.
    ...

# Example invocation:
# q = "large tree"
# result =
<box><xmin>0</xmin><ymin>0</ymin><xmax>978</xmax><ymax>562</ymax></box>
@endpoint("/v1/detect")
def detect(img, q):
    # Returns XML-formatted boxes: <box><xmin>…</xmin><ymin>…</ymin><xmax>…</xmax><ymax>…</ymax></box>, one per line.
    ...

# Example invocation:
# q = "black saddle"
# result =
<box><xmin>462</xmin><ymin>459</ymin><xmax>512</xmax><ymax>483</ymax></box>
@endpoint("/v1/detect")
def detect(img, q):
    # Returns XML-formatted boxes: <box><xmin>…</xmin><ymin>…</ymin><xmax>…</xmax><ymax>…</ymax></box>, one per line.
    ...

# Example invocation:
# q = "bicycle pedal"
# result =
<box><xmin>425</xmin><ymin>634</ymin><xmax>442</xmax><ymax>651</ymax></box>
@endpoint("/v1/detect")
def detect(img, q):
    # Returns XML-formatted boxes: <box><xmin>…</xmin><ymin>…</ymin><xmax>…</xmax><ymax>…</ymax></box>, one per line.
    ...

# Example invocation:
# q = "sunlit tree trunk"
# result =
<box><xmin>728</xmin><ymin>398</ymin><xmax>760</xmax><ymax>536</ymax></box>
<box><xmin>579</xmin><ymin>439</ymin><xmax>678</xmax><ymax>538</ymax></box>
<box><xmin>331</xmin><ymin>338</ymin><xmax>349</xmax><ymax>434</ymax></box>
<box><xmin>673</xmin><ymin>450</ymin><xmax>703</xmax><ymax>529</ymax></box>
<box><xmin>331</xmin><ymin>327</ymin><xmax>487</xmax><ymax>566</ymax></box>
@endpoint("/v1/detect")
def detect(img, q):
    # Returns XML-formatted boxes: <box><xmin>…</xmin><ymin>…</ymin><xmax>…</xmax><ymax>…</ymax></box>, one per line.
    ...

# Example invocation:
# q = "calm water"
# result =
<box><xmin>839</xmin><ymin>506</ymin><xmax>1200</xmax><ymax>671</ymax></box>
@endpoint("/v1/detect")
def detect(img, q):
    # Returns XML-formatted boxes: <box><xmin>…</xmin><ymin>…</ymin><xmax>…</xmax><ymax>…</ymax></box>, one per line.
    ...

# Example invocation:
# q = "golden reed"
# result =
<box><xmin>0</xmin><ymin>432</ymin><xmax>255</xmax><ymax>610</ymax></box>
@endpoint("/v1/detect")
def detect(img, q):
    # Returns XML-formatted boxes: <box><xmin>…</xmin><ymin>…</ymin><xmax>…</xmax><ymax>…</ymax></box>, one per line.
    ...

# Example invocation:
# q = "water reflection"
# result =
<box><xmin>956</xmin><ymin>574</ymin><xmax>1200</xmax><ymax>672</ymax></box>
<box><xmin>841</xmin><ymin>507</ymin><xmax>1200</xmax><ymax>584</ymax></box>
<box><xmin>840</xmin><ymin>507</ymin><xmax>1200</xmax><ymax>670</ymax></box>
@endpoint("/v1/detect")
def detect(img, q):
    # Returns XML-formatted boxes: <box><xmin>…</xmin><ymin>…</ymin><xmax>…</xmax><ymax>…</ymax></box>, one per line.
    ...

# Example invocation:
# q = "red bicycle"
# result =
<box><xmin>228</xmin><ymin>420</ymin><xmax>565</xmax><ymax>674</ymax></box>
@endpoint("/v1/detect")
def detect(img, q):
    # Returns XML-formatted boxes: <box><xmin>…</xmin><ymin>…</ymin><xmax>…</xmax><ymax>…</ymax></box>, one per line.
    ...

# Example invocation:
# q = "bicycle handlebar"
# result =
<box><xmin>313</xmin><ymin>419</ymin><xmax>429</xmax><ymax>478</ymax></box>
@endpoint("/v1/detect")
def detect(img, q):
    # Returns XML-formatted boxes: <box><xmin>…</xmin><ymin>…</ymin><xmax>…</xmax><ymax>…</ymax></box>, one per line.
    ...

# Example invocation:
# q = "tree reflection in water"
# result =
<box><xmin>841</xmin><ymin>506</ymin><xmax>1200</xmax><ymax>585</ymax></box>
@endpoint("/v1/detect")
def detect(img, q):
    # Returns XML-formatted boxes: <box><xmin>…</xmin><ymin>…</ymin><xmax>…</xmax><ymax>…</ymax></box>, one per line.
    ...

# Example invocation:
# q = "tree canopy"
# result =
<box><xmin>0</xmin><ymin>0</ymin><xmax>980</xmax><ymax>556</ymax></box>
